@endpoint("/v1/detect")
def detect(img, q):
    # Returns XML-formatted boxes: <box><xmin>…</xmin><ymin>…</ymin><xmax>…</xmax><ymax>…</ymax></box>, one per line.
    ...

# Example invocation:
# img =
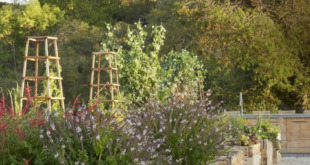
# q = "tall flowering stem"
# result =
<box><xmin>22</xmin><ymin>85</ymin><xmax>32</xmax><ymax>116</ymax></box>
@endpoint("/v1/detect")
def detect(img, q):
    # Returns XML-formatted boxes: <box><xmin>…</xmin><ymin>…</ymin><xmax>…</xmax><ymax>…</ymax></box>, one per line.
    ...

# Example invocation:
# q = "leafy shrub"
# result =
<box><xmin>159</xmin><ymin>50</ymin><xmax>205</xmax><ymax>100</ymax></box>
<box><xmin>230</xmin><ymin>116</ymin><xmax>254</xmax><ymax>146</ymax></box>
<box><xmin>237</xmin><ymin>133</ymin><xmax>259</xmax><ymax>146</ymax></box>
<box><xmin>39</xmin><ymin>90</ymin><xmax>238</xmax><ymax>165</ymax></box>
<box><xmin>231</xmin><ymin>117</ymin><xmax>259</xmax><ymax>146</ymax></box>
<box><xmin>251</xmin><ymin>118</ymin><xmax>280</xmax><ymax>150</ymax></box>
<box><xmin>101</xmin><ymin>22</ymin><xmax>205</xmax><ymax>104</ymax></box>
<box><xmin>40</xmin><ymin>97</ymin><xmax>169</xmax><ymax>165</ymax></box>
<box><xmin>40</xmin><ymin>99</ymin><xmax>130</xmax><ymax>164</ymax></box>
<box><xmin>123</xmin><ymin>90</ymin><xmax>237</xmax><ymax>164</ymax></box>
<box><xmin>102</xmin><ymin>22</ymin><xmax>165</xmax><ymax>102</ymax></box>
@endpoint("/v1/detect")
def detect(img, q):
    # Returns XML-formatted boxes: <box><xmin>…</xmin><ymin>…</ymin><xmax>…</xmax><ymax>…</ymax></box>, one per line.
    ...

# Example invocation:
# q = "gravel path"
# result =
<box><xmin>274</xmin><ymin>154</ymin><xmax>310</xmax><ymax>165</ymax></box>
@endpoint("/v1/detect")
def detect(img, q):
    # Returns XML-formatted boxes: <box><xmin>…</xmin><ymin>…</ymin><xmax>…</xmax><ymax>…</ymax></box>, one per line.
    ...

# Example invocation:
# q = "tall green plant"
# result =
<box><xmin>7</xmin><ymin>84</ymin><xmax>22</xmax><ymax>115</ymax></box>
<box><xmin>252</xmin><ymin>117</ymin><xmax>280</xmax><ymax>150</ymax></box>
<box><xmin>101</xmin><ymin>22</ymin><xmax>205</xmax><ymax>103</ymax></box>
<box><xmin>102</xmin><ymin>22</ymin><xmax>165</xmax><ymax>102</ymax></box>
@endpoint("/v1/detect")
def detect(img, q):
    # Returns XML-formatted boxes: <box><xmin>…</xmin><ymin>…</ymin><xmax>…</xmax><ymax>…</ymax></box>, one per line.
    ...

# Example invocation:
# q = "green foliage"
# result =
<box><xmin>0</xmin><ymin>1</ymin><xmax>63</xmax><ymax>38</ymax></box>
<box><xmin>41</xmin><ymin>103</ymin><xmax>132</xmax><ymax>164</ymax></box>
<box><xmin>102</xmin><ymin>22</ymin><xmax>205</xmax><ymax>103</ymax></box>
<box><xmin>0</xmin><ymin>0</ymin><xmax>64</xmax><ymax>37</ymax></box>
<box><xmin>232</xmin><ymin>116</ymin><xmax>280</xmax><ymax>149</ymax></box>
<box><xmin>39</xmin><ymin>0</ymin><xmax>119</xmax><ymax>27</ymax></box>
<box><xmin>271</xmin><ymin>0</ymin><xmax>310</xmax><ymax>111</ymax></box>
<box><xmin>0</xmin><ymin>5</ymin><xmax>13</xmax><ymax>38</ymax></box>
<box><xmin>160</xmin><ymin>50</ymin><xmax>205</xmax><ymax>100</ymax></box>
<box><xmin>230</xmin><ymin>116</ymin><xmax>258</xmax><ymax>146</ymax></box>
<box><xmin>92</xmin><ymin>126</ymin><xmax>132</xmax><ymax>165</ymax></box>
<box><xmin>147</xmin><ymin>0</ymin><xmax>196</xmax><ymax>54</ymax></box>
<box><xmin>115</xmin><ymin>0</ymin><xmax>156</xmax><ymax>24</ymax></box>
<box><xmin>230</xmin><ymin>116</ymin><xmax>247</xmax><ymax>141</ymax></box>
<box><xmin>252</xmin><ymin>117</ymin><xmax>280</xmax><ymax>150</ymax></box>
<box><xmin>146</xmin><ymin>0</ymin><xmax>309</xmax><ymax>111</ymax></box>
<box><xmin>0</xmin><ymin>0</ymin><xmax>64</xmax><ymax>90</ymax></box>
<box><xmin>0</xmin><ymin>0</ymin><xmax>308</xmax><ymax>113</ymax></box>
<box><xmin>56</xmin><ymin>20</ymin><xmax>104</xmax><ymax>102</ymax></box>
<box><xmin>7</xmin><ymin>84</ymin><xmax>22</xmax><ymax>115</ymax></box>
<box><xmin>237</xmin><ymin>125</ymin><xmax>260</xmax><ymax>146</ymax></box>
<box><xmin>40</xmin><ymin>63</ymin><xmax>62</xmax><ymax>110</ymax></box>
<box><xmin>102</xmin><ymin>22</ymin><xmax>164</xmax><ymax>102</ymax></box>
<box><xmin>41</xmin><ymin>110</ymin><xmax>97</xmax><ymax>164</ymax></box>
<box><xmin>18</xmin><ymin>0</ymin><xmax>64</xmax><ymax>32</ymax></box>
<box><xmin>175</xmin><ymin>1</ymin><xmax>299</xmax><ymax>110</ymax></box>
<box><xmin>118</xmin><ymin>22</ymin><xmax>164</xmax><ymax>102</ymax></box>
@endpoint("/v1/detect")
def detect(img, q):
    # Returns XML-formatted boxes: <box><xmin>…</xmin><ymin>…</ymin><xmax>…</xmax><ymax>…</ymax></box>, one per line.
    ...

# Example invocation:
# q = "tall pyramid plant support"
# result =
<box><xmin>89</xmin><ymin>52</ymin><xmax>120</xmax><ymax>109</ymax></box>
<box><xmin>20</xmin><ymin>36</ymin><xmax>65</xmax><ymax>112</ymax></box>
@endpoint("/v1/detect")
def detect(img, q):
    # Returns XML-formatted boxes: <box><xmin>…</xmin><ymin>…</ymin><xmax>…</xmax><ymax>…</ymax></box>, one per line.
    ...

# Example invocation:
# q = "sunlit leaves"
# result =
<box><xmin>177</xmin><ymin>1</ymin><xmax>299</xmax><ymax>110</ymax></box>
<box><xmin>0</xmin><ymin>5</ymin><xmax>13</xmax><ymax>38</ymax></box>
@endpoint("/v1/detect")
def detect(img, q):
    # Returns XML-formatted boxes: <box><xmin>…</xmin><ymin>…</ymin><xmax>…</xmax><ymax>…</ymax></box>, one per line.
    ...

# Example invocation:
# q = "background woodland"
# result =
<box><xmin>0</xmin><ymin>0</ymin><xmax>309</xmax><ymax>112</ymax></box>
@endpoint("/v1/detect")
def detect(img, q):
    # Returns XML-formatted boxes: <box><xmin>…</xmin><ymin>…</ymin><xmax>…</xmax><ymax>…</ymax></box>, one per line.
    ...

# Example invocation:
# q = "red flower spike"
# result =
<box><xmin>39</xmin><ymin>120</ymin><xmax>45</xmax><ymax>128</ymax></box>
<box><xmin>22</xmin><ymin>85</ymin><xmax>33</xmax><ymax>115</ymax></box>
<box><xmin>37</xmin><ymin>112</ymin><xmax>42</xmax><ymax>117</ymax></box>
<box><xmin>23</xmin><ymin>159</ymin><xmax>31</xmax><ymax>165</ymax></box>
<box><xmin>71</xmin><ymin>95</ymin><xmax>80</xmax><ymax>111</ymax></box>
<box><xmin>16</xmin><ymin>127</ymin><xmax>26</xmax><ymax>140</ymax></box>
<box><xmin>92</xmin><ymin>104</ymin><xmax>98</xmax><ymax>110</ymax></box>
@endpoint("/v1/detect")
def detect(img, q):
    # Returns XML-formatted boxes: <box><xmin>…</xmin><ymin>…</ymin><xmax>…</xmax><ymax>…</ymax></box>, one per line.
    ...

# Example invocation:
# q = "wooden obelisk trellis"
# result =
<box><xmin>89</xmin><ymin>52</ymin><xmax>120</xmax><ymax>109</ymax></box>
<box><xmin>20</xmin><ymin>36</ymin><xmax>65</xmax><ymax>111</ymax></box>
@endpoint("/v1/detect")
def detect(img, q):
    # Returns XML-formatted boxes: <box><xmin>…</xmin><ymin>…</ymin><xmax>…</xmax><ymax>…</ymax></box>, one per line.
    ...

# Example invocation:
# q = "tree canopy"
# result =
<box><xmin>0</xmin><ymin>0</ymin><xmax>309</xmax><ymax>111</ymax></box>
<box><xmin>0</xmin><ymin>0</ymin><xmax>64</xmax><ymax>89</ymax></box>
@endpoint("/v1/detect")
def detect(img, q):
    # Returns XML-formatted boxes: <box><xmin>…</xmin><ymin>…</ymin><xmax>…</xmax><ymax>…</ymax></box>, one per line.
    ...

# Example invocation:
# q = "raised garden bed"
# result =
<box><xmin>234</xmin><ymin>143</ymin><xmax>261</xmax><ymax>165</ymax></box>
<box><xmin>231</xmin><ymin>114</ymin><xmax>310</xmax><ymax>154</ymax></box>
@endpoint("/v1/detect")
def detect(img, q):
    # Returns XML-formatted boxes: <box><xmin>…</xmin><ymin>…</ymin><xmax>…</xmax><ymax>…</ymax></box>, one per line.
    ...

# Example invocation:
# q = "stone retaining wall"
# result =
<box><xmin>216</xmin><ymin>151</ymin><xmax>244</xmax><ymax>165</ymax></box>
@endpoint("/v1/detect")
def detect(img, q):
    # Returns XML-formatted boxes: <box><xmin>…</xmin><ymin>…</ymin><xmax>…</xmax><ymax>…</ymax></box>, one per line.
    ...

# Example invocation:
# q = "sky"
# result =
<box><xmin>0</xmin><ymin>0</ymin><xmax>12</xmax><ymax>3</ymax></box>
<box><xmin>0</xmin><ymin>0</ymin><xmax>28</xmax><ymax>4</ymax></box>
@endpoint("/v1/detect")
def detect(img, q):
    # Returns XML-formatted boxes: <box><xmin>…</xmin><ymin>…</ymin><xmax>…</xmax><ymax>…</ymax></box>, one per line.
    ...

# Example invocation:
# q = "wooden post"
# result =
<box><xmin>35</xmin><ymin>41</ymin><xmax>39</xmax><ymax>98</ymax></box>
<box><xmin>89</xmin><ymin>53</ymin><xmax>96</xmax><ymax>101</ymax></box>
<box><xmin>114</xmin><ymin>53</ymin><xmax>119</xmax><ymax>92</ymax></box>
<box><xmin>53</xmin><ymin>40</ymin><xmax>65</xmax><ymax>109</ymax></box>
<box><xmin>20</xmin><ymin>39</ymin><xmax>29</xmax><ymax>109</ymax></box>
<box><xmin>108</xmin><ymin>53</ymin><xmax>114</xmax><ymax>109</ymax></box>
<box><xmin>45</xmin><ymin>38</ymin><xmax>51</xmax><ymax>112</ymax></box>
<box><xmin>97</xmin><ymin>54</ymin><xmax>101</xmax><ymax>100</ymax></box>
